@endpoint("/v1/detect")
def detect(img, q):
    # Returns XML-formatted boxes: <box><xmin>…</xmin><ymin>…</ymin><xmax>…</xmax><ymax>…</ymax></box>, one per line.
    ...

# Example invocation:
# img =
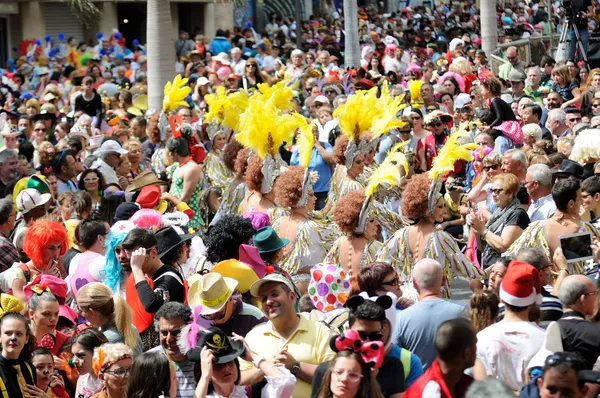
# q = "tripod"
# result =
<box><xmin>556</xmin><ymin>15</ymin><xmax>589</xmax><ymax>65</ymax></box>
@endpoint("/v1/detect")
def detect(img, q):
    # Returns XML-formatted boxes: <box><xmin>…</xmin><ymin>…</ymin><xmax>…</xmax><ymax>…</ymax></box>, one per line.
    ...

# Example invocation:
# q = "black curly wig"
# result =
<box><xmin>204</xmin><ymin>215</ymin><xmax>256</xmax><ymax>263</ymax></box>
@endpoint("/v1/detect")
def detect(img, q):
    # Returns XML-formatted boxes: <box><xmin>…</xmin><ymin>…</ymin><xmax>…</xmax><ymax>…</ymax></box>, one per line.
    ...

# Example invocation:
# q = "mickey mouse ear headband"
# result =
<box><xmin>345</xmin><ymin>294</ymin><xmax>393</xmax><ymax>311</ymax></box>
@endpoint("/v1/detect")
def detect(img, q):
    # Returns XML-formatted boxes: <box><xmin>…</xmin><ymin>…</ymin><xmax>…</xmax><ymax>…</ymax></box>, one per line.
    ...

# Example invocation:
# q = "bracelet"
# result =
<box><xmin>559</xmin><ymin>268</ymin><xmax>569</xmax><ymax>275</ymax></box>
<box><xmin>252</xmin><ymin>355</ymin><xmax>265</xmax><ymax>368</ymax></box>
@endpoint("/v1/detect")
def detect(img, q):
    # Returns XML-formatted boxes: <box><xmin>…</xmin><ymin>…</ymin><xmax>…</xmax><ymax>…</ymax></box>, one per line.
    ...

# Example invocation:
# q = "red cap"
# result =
<box><xmin>136</xmin><ymin>185</ymin><xmax>161</xmax><ymax>209</ymax></box>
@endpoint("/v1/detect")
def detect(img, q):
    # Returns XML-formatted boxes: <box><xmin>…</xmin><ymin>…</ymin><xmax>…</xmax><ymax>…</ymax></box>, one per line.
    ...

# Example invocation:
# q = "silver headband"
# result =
<box><xmin>260</xmin><ymin>153</ymin><xmax>286</xmax><ymax>194</ymax></box>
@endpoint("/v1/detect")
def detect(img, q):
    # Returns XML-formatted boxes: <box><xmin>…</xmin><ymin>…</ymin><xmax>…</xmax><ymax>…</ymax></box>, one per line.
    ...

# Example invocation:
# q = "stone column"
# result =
<box><xmin>213</xmin><ymin>2</ymin><xmax>233</xmax><ymax>34</ymax></box>
<box><xmin>203</xmin><ymin>3</ymin><xmax>216</xmax><ymax>38</ymax></box>
<box><xmin>99</xmin><ymin>1</ymin><xmax>119</xmax><ymax>35</ymax></box>
<box><xmin>20</xmin><ymin>1</ymin><xmax>45</xmax><ymax>40</ymax></box>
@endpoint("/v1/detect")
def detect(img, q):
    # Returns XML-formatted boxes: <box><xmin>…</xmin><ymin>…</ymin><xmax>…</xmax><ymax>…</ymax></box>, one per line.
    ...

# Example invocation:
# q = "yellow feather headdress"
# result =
<box><xmin>163</xmin><ymin>75</ymin><xmax>191</xmax><ymax>113</ymax></box>
<box><xmin>204</xmin><ymin>87</ymin><xmax>249</xmax><ymax>132</ymax></box>
<box><xmin>426</xmin><ymin>132</ymin><xmax>480</xmax><ymax>216</ymax></box>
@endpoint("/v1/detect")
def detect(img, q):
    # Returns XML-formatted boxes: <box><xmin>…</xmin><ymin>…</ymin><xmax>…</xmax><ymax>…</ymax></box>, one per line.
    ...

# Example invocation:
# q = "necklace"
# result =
<box><xmin>178</xmin><ymin>156</ymin><xmax>193</xmax><ymax>167</ymax></box>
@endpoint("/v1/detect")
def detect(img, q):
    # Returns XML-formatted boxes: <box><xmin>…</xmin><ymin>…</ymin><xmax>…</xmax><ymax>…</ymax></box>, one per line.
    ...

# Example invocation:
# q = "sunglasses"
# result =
<box><xmin>357</xmin><ymin>331</ymin><xmax>384</xmax><ymax>342</ymax></box>
<box><xmin>490</xmin><ymin>188</ymin><xmax>505</xmax><ymax>194</ymax></box>
<box><xmin>431</xmin><ymin>122</ymin><xmax>443</xmax><ymax>127</ymax></box>
<box><xmin>411</xmin><ymin>115</ymin><xmax>422</xmax><ymax>120</ymax></box>
<box><xmin>459</xmin><ymin>106</ymin><xmax>473</xmax><ymax>113</ymax></box>
<box><xmin>398</xmin><ymin>129</ymin><xmax>411</xmax><ymax>135</ymax></box>
<box><xmin>483</xmin><ymin>164</ymin><xmax>500</xmax><ymax>171</ymax></box>
<box><xmin>545</xmin><ymin>353</ymin><xmax>585</xmax><ymax>370</ymax></box>
<box><xmin>568</xmin><ymin>117</ymin><xmax>582</xmax><ymax>123</ymax></box>
<box><xmin>382</xmin><ymin>276</ymin><xmax>399</xmax><ymax>286</ymax></box>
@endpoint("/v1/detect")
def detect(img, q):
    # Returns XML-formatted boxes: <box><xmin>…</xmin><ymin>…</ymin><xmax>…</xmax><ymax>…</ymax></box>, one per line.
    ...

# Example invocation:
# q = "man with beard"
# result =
<box><xmin>0</xmin><ymin>149</ymin><xmax>18</xmax><ymax>197</ymax></box>
<box><xmin>149</xmin><ymin>302</ymin><xmax>198</xmax><ymax>398</ymax></box>
<box><xmin>541</xmin><ymin>91</ymin><xmax>563</xmax><ymax>126</ymax></box>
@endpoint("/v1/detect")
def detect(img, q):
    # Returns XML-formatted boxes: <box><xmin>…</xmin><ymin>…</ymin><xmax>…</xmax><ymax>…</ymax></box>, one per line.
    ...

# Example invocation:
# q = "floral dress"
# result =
<box><xmin>169</xmin><ymin>163</ymin><xmax>205</xmax><ymax>230</ymax></box>
<box><xmin>377</xmin><ymin>227</ymin><xmax>483</xmax><ymax>299</ymax></box>
<box><xmin>504</xmin><ymin>220</ymin><xmax>600</xmax><ymax>274</ymax></box>
<box><xmin>272</xmin><ymin>213</ymin><xmax>341</xmax><ymax>274</ymax></box>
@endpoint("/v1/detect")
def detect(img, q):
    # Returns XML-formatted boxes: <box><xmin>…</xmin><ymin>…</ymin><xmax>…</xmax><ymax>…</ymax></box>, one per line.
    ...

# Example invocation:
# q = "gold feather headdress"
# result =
<box><xmin>334</xmin><ymin>86</ymin><xmax>407</xmax><ymax>169</ymax></box>
<box><xmin>354</xmin><ymin>149</ymin><xmax>405</xmax><ymax>234</ymax></box>
<box><xmin>426</xmin><ymin>132</ymin><xmax>479</xmax><ymax>216</ymax></box>
<box><xmin>236</xmin><ymin>91</ymin><xmax>307</xmax><ymax>194</ymax></box>
<box><xmin>163</xmin><ymin>75</ymin><xmax>191</xmax><ymax>113</ymax></box>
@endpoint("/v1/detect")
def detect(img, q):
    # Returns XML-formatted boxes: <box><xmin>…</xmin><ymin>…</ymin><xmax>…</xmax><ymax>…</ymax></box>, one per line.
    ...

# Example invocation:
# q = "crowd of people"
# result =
<box><xmin>1</xmin><ymin>1</ymin><xmax>600</xmax><ymax>398</ymax></box>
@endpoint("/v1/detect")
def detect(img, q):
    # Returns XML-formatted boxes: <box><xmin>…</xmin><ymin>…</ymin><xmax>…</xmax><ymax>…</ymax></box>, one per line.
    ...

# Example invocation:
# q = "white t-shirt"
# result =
<box><xmin>476</xmin><ymin>321</ymin><xmax>545</xmax><ymax>391</ymax></box>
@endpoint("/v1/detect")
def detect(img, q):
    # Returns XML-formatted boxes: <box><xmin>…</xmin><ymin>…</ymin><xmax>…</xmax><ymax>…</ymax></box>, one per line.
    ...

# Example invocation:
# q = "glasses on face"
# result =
<box><xmin>411</xmin><ymin>115</ymin><xmax>422</xmax><ymax>120</ymax></box>
<box><xmin>483</xmin><ymin>164</ymin><xmax>500</xmax><ymax>171</ymax></box>
<box><xmin>431</xmin><ymin>122</ymin><xmax>442</xmax><ymax>128</ymax></box>
<box><xmin>35</xmin><ymin>128</ymin><xmax>47</xmax><ymax>132</ymax></box>
<box><xmin>357</xmin><ymin>331</ymin><xmax>383</xmax><ymax>342</ymax></box>
<box><xmin>382</xmin><ymin>276</ymin><xmax>399</xmax><ymax>286</ymax></box>
<box><xmin>246</xmin><ymin>64</ymin><xmax>257</xmax><ymax>68</ymax></box>
<box><xmin>332</xmin><ymin>368</ymin><xmax>364</xmax><ymax>383</ymax></box>
<box><xmin>507</xmin><ymin>55</ymin><xmax>518</xmax><ymax>60</ymax></box>
<box><xmin>567</xmin><ymin>117</ymin><xmax>582</xmax><ymax>123</ymax></box>
<box><xmin>84</xmin><ymin>177</ymin><xmax>99</xmax><ymax>183</ymax></box>
<box><xmin>398</xmin><ymin>129</ymin><xmax>411</xmax><ymax>135</ymax></box>
<box><xmin>104</xmin><ymin>368</ymin><xmax>131</xmax><ymax>377</ymax></box>
<box><xmin>490</xmin><ymin>188</ymin><xmax>505</xmax><ymax>195</ymax></box>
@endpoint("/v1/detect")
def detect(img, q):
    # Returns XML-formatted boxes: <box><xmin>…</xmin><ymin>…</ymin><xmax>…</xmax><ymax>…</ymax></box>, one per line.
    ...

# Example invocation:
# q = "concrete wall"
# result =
<box><xmin>20</xmin><ymin>1</ymin><xmax>45</xmax><ymax>40</ymax></box>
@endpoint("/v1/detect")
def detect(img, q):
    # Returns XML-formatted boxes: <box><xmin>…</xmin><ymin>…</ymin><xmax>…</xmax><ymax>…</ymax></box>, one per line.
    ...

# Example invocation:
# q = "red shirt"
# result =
<box><xmin>403</xmin><ymin>359</ymin><xmax>473</xmax><ymax>398</ymax></box>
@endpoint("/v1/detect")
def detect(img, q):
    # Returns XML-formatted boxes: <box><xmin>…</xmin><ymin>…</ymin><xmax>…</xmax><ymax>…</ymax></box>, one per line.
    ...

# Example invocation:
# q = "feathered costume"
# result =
<box><xmin>377</xmin><ymin>132</ymin><xmax>484</xmax><ymax>299</ymax></box>
<box><xmin>327</xmin><ymin>86</ymin><xmax>408</xmax><ymax>237</ymax></box>
<box><xmin>272</xmin><ymin>122</ymin><xmax>341</xmax><ymax>274</ymax></box>
<box><xmin>235</xmin><ymin>84</ymin><xmax>307</xmax><ymax>218</ymax></box>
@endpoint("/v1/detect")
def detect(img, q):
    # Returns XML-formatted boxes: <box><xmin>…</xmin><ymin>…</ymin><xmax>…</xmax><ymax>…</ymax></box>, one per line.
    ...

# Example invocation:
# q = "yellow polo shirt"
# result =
<box><xmin>240</xmin><ymin>315</ymin><xmax>335</xmax><ymax>398</ymax></box>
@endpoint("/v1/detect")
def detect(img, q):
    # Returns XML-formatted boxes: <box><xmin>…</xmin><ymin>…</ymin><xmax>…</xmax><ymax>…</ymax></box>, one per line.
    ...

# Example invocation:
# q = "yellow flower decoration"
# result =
<box><xmin>0</xmin><ymin>294</ymin><xmax>24</xmax><ymax>320</ymax></box>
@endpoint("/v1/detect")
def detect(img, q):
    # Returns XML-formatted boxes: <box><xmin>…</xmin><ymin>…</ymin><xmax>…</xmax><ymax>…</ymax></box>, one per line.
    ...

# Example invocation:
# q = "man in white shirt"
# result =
<box><xmin>474</xmin><ymin>261</ymin><xmax>546</xmax><ymax>392</ymax></box>
<box><xmin>230</xmin><ymin>47</ymin><xmax>246</xmax><ymax>75</ymax></box>
<box><xmin>526</xmin><ymin>164</ymin><xmax>556</xmax><ymax>221</ymax></box>
<box><xmin>91</xmin><ymin>140</ymin><xmax>129</xmax><ymax>185</ymax></box>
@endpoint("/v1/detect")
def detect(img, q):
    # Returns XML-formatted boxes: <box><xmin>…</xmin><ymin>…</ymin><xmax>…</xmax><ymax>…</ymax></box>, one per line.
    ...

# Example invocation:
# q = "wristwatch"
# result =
<box><xmin>291</xmin><ymin>362</ymin><xmax>301</xmax><ymax>376</ymax></box>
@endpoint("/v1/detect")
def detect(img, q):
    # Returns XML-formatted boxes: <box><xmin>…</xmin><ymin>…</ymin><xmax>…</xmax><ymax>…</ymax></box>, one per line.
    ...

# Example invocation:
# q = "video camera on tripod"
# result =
<box><xmin>561</xmin><ymin>0</ymin><xmax>588</xmax><ymax>24</ymax></box>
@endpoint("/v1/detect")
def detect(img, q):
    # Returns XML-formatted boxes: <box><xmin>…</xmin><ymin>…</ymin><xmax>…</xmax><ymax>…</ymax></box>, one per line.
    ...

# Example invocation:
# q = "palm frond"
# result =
<box><xmin>63</xmin><ymin>0</ymin><xmax>103</xmax><ymax>28</ymax></box>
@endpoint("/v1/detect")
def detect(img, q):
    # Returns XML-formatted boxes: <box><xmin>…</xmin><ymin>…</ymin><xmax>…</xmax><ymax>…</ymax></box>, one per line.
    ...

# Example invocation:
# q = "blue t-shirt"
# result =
<box><xmin>290</xmin><ymin>143</ymin><xmax>333</xmax><ymax>193</ymax></box>
<box><xmin>551</xmin><ymin>81</ymin><xmax>577</xmax><ymax>102</ymax></box>
<box><xmin>387</xmin><ymin>344</ymin><xmax>425</xmax><ymax>387</ymax></box>
<box><xmin>395</xmin><ymin>298</ymin><xmax>466</xmax><ymax>369</ymax></box>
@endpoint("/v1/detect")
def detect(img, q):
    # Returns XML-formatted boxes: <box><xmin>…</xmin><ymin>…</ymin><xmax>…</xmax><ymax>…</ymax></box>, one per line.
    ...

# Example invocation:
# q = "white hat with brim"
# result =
<box><xmin>95</xmin><ymin>140</ymin><xmax>129</xmax><ymax>155</ymax></box>
<box><xmin>213</xmin><ymin>53</ymin><xmax>231</xmax><ymax>65</ymax></box>
<box><xmin>187</xmin><ymin>273</ymin><xmax>239</xmax><ymax>315</ymax></box>
<box><xmin>69</xmin><ymin>126</ymin><xmax>90</xmax><ymax>142</ymax></box>
<box><xmin>16</xmin><ymin>188</ymin><xmax>51</xmax><ymax>214</ymax></box>
<box><xmin>249</xmin><ymin>273</ymin><xmax>295</xmax><ymax>298</ymax></box>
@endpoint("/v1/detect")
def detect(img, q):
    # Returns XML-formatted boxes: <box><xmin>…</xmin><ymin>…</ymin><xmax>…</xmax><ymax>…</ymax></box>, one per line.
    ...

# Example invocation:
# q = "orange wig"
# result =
<box><xmin>23</xmin><ymin>221</ymin><xmax>69</xmax><ymax>267</ymax></box>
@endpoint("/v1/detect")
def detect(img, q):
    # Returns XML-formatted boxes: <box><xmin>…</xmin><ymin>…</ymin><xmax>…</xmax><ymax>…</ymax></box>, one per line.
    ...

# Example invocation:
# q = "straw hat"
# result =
<box><xmin>187</xmin><ymin>273</ymin><xmax>238</xmax><ymax>314</ymax></box>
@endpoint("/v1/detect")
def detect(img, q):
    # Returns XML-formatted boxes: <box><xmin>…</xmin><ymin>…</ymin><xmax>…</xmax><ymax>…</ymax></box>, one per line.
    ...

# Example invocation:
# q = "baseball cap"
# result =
<box><xmin>95</xmin><ymin>140</ymin><xmax>129</xmax><ymax>155</ymax></box>
<box><xmin>16</xmin><ymin>188</ymin><xmax>51</xmax><ymax>214</ymax></box>
<box><xmin>249</xmin><ymin>273</ymin><xmax>295</xmax><ymax>297</ymax></box>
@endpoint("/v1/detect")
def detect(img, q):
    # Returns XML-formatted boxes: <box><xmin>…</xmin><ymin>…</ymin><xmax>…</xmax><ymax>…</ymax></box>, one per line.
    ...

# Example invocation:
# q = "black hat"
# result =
<box><xmin>553</xmin><ymin>159</ymin><xmax>585</xmax><ymax>180</ymax></box>
<box><xmin>186</xmin><ymin>327</ymin><xmax>244</xmax><ymax>364</ymax></box>
<box><xmin>155</xmin><ymin>226</ymin><xmax>194</xmax><ymax>259</ymax></box>
<box><xmin>113</xmin><ymin>202</ymin><xmax>140</xmax><ymax>223</ymax></box>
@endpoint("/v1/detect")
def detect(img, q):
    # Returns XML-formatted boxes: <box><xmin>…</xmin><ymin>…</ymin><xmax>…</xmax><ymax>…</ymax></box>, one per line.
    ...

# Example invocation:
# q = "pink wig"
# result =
<box><xmin>23</xmin><ymin>221</ymin><xmax>69</xmax><ymax>268</ymax></box>
<box><xmin>438</xmin><ymin>71</ymin><xmax>466</xmax><ymax>93</ymax></box>
<box><xmin>243</xmin><ymin>211</ymin><xmax>271</xmax><ymax>230</ymax></box>
<box><xmin>406</xmin><ymin>64</ymin><xmax>422</xmax><ymax>79</ymax></box>
<box><xmin>131</xmin><ymin>209</ymin><xmax>163</xmax><ymax>230</ymax></box>
<box><xmin>472</xmin><ymin>145</ymin><xmax>494</xmax><ymax>161</ymax></box>
<box><xmin>384</xmin><ymin>44</ymin><xmax>397</xmax><ymax>57</ymax></box>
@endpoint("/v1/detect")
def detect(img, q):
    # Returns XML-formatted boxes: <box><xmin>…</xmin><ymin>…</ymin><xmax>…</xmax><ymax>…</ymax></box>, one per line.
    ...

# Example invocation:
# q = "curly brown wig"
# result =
<box><xmin>274</xmin><ymin>166</ymin><xmax>304</xmax><ymax>208</ymax></box>
<box><xmin>401</xmin><ymin>173</ymin><xmax>431</xmax><ymax>219</ymax></box>
<box><xmin>223</xmin><ymin>139</ymin><xmax>243</xmax><ymax>172</ymax></box>
<box><xmin>244</xmin><ymin>154</ymin><xmax>264</xmax><ymax>192</ymax></box>
<box><xmin>333</xmin><ymin>189</ymin><xmax>366</xmax><ymax>235</ymax></box>
<box><xmin>333</xmin><ymin>135</ymin><xmax>350</xmax><ymax>165</ymax></box>
<box><xmin>234</xmin><ymin>147</ymin><xmax>252</xmax><ymax>179</ymax></box>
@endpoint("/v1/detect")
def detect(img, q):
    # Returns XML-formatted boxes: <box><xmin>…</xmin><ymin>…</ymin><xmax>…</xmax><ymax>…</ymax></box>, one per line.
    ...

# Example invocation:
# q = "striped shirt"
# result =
<box><xmin>148</xmin><ymin>346</ymin><xmax>196</xmax><ymax>398</ymax></box>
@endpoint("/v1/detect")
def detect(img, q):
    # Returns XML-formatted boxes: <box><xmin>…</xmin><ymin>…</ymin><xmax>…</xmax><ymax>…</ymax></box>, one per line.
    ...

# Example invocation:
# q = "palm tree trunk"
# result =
<box><xmin>480</xmin><ymin>0</ymin><xmax>497</xmax><ymax>57</ymax></box>
<box><xmin>343</xmin><ymin>0</ymin><xmax>360</xmax><ymax>68</ymax></box>
<box><xmin>147</xmin><ymin>0</ymin><xmax>175</xmax><ymax>111</ymax></box>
